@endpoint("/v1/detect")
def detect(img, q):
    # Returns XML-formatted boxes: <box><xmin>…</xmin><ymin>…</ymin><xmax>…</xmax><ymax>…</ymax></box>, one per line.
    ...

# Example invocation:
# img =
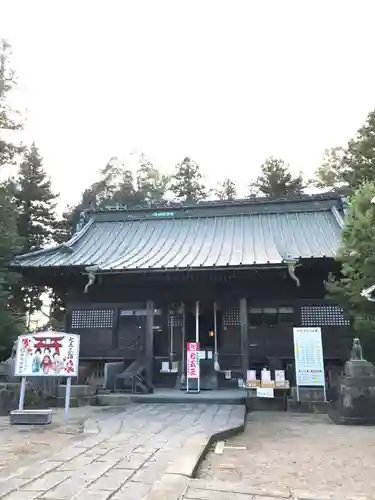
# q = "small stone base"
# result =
<box><xmin>10</xmin><ymin>409</ymin><xmax>52</xmax><ymax>425</ymax></box>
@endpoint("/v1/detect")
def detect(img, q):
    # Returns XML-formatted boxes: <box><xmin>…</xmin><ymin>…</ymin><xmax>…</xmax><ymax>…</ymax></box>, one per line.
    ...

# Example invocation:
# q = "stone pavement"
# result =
<box><xmin>0</xmin><ymin>403</ymin><xmax>245</xmax><ymax>499</ymax></box>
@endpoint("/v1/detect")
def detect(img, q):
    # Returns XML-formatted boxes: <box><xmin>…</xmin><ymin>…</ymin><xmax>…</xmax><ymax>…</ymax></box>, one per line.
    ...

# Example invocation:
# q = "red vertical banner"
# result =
<box><xmin>187</xmin><ymin>342</ymin><xmax>200</xmax><ymax>379</ymax></box>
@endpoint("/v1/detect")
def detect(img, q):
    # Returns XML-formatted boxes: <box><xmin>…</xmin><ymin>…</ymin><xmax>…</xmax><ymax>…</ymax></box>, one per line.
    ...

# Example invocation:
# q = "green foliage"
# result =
<box><xmin>0</xmin><ymin>39</ymin><xmax>23</xmax><ymax>350</ymax></box>
<box><xmin>312</xmin><ymin>110</ymin><xmax>375</xmax><ymax>194</ymax></box>
<box><xmin>342</xmin><ymin>110</ymin><xmax>375</xmax><ymax>189</ymax></box>
<box><xmin>0</xmin><ymin>39</ymin><xmax>23</xmax><ymax>167</ymax></box>
<box><xmin>136</xmin><ymin>153</ymin><xmax>170</xmax><ymax>203</ymax></box>
<box><xmin>0</xmin><ymin>184</ymin><xmax>22</xmax><ymax>352</ymax></box>
<box><xmin>327</xmin><ymin>182</ymin><xmax>375</xmax><ymax>351</ymax></box>
<box><xmin>250</xmin><ymin>157</ymin><xmax>305</xmax><ymax>198</ymax></box>
<box><xmin>312</xmin><ymin>147</ymin><xmax>348</xmax><ymax>192</ymax></box>
<box><xmin>215</xmin><ymin>178</ymin><xmax>237</xmax><ymax>200</ymax></box>
<box><xmin>56</xmin><ymin>154</ymin><xmax>170</xmax><ymax>242</ymax></box>
<box><xmin>170</xmin><ymin>157</ymin><xmax>206</xmax><ymax>202</ymax></box>
<box><xmin>11</xmin><ymin>144</ymin><xmax>57</xmax><ymax>315</ymax></box>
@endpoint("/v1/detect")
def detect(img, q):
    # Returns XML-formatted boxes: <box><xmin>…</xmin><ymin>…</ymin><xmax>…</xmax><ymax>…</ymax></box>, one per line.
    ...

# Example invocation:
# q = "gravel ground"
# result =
<box><xmin>198</xmin><ymin>411</ymin><xmax>375</xmax><ymax>498</ymax></box>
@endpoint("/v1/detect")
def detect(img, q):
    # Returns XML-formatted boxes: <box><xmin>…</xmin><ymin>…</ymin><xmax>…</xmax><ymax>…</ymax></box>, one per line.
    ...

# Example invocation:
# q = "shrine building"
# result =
<box><xmin>11</xmin><ymin>193</ymin><xmax>352</xmax><ymax>392</ymax></box>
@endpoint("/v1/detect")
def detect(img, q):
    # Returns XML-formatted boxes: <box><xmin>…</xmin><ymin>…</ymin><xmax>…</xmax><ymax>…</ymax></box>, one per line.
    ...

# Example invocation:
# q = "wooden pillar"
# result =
<box><xmin>145</xmin><ymin>300</ymin><xmax>154</xmax><ymax>391</ymax></box>
<box><xmin>240</xmin><ymin>298</ymin><xmax>248</xmax><ymax>376</ymax></box>
<box><xmin>112</xmin><ymin>308</ymin><xmax>119</xmax><ymax>349</ymax></box>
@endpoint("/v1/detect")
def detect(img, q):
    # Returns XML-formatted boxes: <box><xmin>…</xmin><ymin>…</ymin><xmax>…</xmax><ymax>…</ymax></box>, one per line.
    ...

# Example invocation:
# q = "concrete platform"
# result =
<box><xmin>96</xmin><ymin>388</ymin><xmax>246</xmax><ymax>406</ymax></box>
<box><xmin>10</xmin><ymin>408</ymin><xmax>52</xmax><ymax>425</ymax></box>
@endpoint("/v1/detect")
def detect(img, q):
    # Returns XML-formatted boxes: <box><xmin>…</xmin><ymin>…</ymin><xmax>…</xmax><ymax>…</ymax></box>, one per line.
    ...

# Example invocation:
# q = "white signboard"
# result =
<box><xmin>293</xmin><ymin>327</ymin><xmax>325</xmax><ymax>387</ymax></box>
<box><xmin>15</xmin><ymin>332</ymin><xmax>80</xmax><ymax>377</ymax></box>
<box><xmin>256</xmin><ymin>387</ymin><xmax>274</xmax><ymax>398</ymax></box>
<box><xmin>187</xmin><ymin>342</ymin><xmax>200</xmax><ymax>379</ymax></box>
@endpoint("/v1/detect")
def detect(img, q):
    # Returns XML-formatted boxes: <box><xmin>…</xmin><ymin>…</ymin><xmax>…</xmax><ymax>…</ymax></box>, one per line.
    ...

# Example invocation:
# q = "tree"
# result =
<box><xmin>170</xmin><ymin>157</ymin><xmax>207</xmax><ymax>202</ymax></box>
<box><xmin>0</xmin><ymin>185</ymin><xmax>22</xmax><ymax>355</ymax></box>
<box><xmin>326</xmin><ymin>182</ymin><xmax>375</xmax><ymax>355</ymax></box>
<box><xmin>341</xmin><ymin>110</ymin><xmax>375</xmax><ymax>190</ymax></box>
<box><xmin>0</xmin><ymin>39</ymin><xmax>23</xmax><ymax>354</ymax></box>
<box><xmin>136</xmin><ymin>153</ymin><xmax>170</xmax><ymax>203</ymax></box>
<box><xmin>215</xmin><ymin>178</ymin><xmax>237</xmax><ymax>200</ymax></box>
<box><xmin>0</xmin><ymin>39</ymin><xmax>22</xmax><ymax>168</ymax></box>
<box><xmin>56</xmin><ymin>154</ymin><xmax>171</xmax><ymax>242</ymax></box>
<box><xmin>11</xmin><ymin>143</ymin><xmax>58</xmax><ymax>316</ymax></box>
<box><xmin>312</xmin><ymin>147</ymin><xmax>348</xmax><ymax>192</ymax></box>
<box><xmin>250</xmin><ymin>157</ymin><xmax>305</xmax><ymax>198</ymax></box>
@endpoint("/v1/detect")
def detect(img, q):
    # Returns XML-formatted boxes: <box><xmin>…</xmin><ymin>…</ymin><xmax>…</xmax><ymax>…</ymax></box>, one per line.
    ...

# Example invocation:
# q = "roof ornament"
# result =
<box><xmin>361</xmin><ymin>284</ymin><xmax>375</xmax><ymax>302</ymax></box>
<box><xmin>284</xmin><ymin>258</ymin><xmax>300</xmax><ymax>287</ymax></box>
<box><xmin>84</xmin><ymin>265</ymin><xmax>99</xmax><ymax>294</ymax></box>
<box><xmin>75</xmin><ymin>211</ymin><xmax>88</xmax><ymax>233</ymax></box>
<box><xmin>350</xmin><ymin>338</ymin><xmax>364</xmax><ymax>361</ymax></box>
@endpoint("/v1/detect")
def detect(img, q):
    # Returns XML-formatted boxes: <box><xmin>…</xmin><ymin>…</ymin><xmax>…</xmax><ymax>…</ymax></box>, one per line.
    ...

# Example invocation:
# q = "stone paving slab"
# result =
<box><xmin>0</xmin><ymin>403</ymin><xmax>245</xmax><ymax>500</ymax></box>
<box><xmin>186</xmin><ymin>478</ymin><xmax>291</xmax><ymax>498</ymax></box>
<box><xmin>180</xmin><ymin>480</ymin><xmax>372</xmax><ymax>500</ymax></box>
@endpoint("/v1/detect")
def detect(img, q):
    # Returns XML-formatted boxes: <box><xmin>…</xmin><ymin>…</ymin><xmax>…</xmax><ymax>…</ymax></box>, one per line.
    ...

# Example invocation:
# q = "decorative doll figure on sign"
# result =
<box><xmin>32</xmin><ymin>348</ymin><xmax>42</xmax><ymax>373</ymax></box>
<box><xmin>52</xmin><ymin>352</ymin><xmax>63</xmax><ymax>374</ymax></box>
<box><xmin>41</xmin><ymin>354</ymin><xmax>52</xmax><ymax>374</ymax></box>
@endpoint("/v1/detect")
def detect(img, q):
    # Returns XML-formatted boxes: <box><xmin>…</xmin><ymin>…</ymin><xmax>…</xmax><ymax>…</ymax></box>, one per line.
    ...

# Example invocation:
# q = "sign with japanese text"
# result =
<box><xmin>293</xmin><ymin>327</ymin><xmax>325</xmax><ymax>387</ymax></box>
<box><xmin>256</xmin><ymin>387</ymin><xmax>274</xmax><ymax>398</ymax></box>
<box><xmin>187</xmin><ymin>342</ymin><xmax>200</xmax><ymax>380</ymax></box>
<box><xmin>14</xmin><ymin>332</ymin><xmax>80</xmax><ymax>377</ymax></box>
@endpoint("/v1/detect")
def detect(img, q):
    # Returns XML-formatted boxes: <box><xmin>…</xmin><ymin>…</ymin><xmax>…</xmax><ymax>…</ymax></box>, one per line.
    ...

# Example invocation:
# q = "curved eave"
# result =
<box><xmin>13</xmin><ymin>256</ymin><xmax>336</xmax><ymax>275</ymax></box>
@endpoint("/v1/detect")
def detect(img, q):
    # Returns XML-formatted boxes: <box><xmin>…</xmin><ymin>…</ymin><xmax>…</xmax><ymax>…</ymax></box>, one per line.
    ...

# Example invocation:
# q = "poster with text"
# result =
<box><xmin>293</xmin><ymin>327</ymin><xmax>325</xmax><ymax>387</ymax></box>
<box><xmin>187</xmin><ymin>342</ymin><xmax>200</xmax><ymax>379</ymax></box>
<box><xmin>14</xmin><ymin>332</ymin><xmax>80</xmax><ymax>377</ymax></box>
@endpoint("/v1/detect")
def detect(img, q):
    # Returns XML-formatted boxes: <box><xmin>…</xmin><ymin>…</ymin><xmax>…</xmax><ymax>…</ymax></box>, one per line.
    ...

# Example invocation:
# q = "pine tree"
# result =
<box><xmin>312</xmin><ymin>147</ymin><xmax>348</xmax><ymax>192</ymax></box>
<box><xmin>250</xmin><ymin>157</ymin><xmax>305</xmax><ymax>198</ymax></box>
<box><xmin>326</xmin><ymin>182</ymin><xmax>375</xmax><ymax>356</ymax></box>
<box><xmin>0</xmin><ymin>39</ymin><xmax>23</xmax><ymax>353</ymax></box>
<box><xmin>0</xmin><ymin>39</ymin><xmax>22</xmax><ymax>167</ymax></box>
<box><xmin>311</xmin><ymin>110</ymin><xmax>375</xmax><ymax>194</ymax></box>
<box><xmin>12</xmin><ymin>143</ymin><xmax>58</xmax><ymax>316</ymax></box>
<box><xmin>341</xmin><ymin>109</ymin><xmax>375</xmax><ymax>189</ymax></box>
<box><xmin>170</xmin><ymin>157</ymin><xmax>207</xmax><ymax>202</ymax></box>
<box><xmin>0</xmin><ymin>186</ymin><xmax>22</xmax><ymax>354</ymax></box>
<box><xmin>215</xmin><ymin>178</ymin><xmax>237</xmax><ymax>200</ymax></box>
<box><xmin>136</xmin><ymin>153</ymin><xmax>170</xmax><ymax>203</ymax></box>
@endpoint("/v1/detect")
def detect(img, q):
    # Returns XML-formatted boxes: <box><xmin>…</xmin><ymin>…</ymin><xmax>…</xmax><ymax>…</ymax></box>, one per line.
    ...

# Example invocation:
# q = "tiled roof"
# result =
<box><xmin>13</xmin><ymin>194</ymin><xmax>344</xmax><ymax>272</ymax></box>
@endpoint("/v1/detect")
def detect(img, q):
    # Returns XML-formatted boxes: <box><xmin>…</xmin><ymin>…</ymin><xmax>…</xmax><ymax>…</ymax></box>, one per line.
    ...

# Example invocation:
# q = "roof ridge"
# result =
<box><xmin>85</xmin><ymin>192</ymin><xmax>342</xmax><ymax>215</ymax></box>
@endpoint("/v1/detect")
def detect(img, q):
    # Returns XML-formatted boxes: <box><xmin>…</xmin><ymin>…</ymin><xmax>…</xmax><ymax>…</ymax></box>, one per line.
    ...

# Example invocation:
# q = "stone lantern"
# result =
<box><xmin>329</xmin><ymin>338</ymin><xmax>375</xmax><ymax>425</ymax></box>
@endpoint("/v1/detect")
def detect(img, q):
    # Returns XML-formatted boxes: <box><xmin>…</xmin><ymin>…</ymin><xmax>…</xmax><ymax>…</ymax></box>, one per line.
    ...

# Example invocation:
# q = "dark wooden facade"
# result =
<box><xmin>14</xmin><ymin>195</ymin><xmax>352</xmax><ymax>388</ymax></box>
<box><xmin>30</xmin><ymin>263</ymin><xmax>353</xmax><ymax>387</ymax></box>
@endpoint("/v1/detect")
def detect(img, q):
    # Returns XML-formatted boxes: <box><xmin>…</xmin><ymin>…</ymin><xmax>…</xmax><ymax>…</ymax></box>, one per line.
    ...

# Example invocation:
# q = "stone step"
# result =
<box><xmin>55</xmin><ymin>396</ymin><xmax>96</xmax><ymax>408</ymax></box>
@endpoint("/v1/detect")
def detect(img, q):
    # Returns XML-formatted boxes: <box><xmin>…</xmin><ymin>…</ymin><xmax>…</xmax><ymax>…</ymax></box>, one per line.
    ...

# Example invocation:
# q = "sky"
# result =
<box><xmin>1</xmin><ymin>0</ymin><xmax>375</xmax><ymax>208</ymax></box>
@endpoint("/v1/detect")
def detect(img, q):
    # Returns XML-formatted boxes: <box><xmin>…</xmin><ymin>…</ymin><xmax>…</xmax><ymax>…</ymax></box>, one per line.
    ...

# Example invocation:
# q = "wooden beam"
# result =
<box><xmin>240</xmin><ymin>297</ymin><xmax>248</xmax><ymax>376</ymax></box>
<box><xmin>145</xmin><ymin>300</ymin><xmax>154</xmax><ymax>391</ymax></box>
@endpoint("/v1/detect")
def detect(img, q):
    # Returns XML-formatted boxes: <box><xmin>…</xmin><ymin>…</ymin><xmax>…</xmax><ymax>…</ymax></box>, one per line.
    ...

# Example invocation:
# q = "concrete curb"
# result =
<box><xmin>145</xmin><ymin>412</ymin><xmax>247</xmax><ymax>499</ymax></box>
<box><xmin>191</xmin><ymin>419</ymin><xmax>246</xmax><ymax>478</ymax></box>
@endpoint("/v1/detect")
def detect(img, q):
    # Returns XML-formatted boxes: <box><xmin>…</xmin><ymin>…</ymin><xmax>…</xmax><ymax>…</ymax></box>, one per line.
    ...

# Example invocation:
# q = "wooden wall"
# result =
<box><xmin>58</xmin><ymin>262</ymin><xmax>353</xmax><ymax>364</ymax></box>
